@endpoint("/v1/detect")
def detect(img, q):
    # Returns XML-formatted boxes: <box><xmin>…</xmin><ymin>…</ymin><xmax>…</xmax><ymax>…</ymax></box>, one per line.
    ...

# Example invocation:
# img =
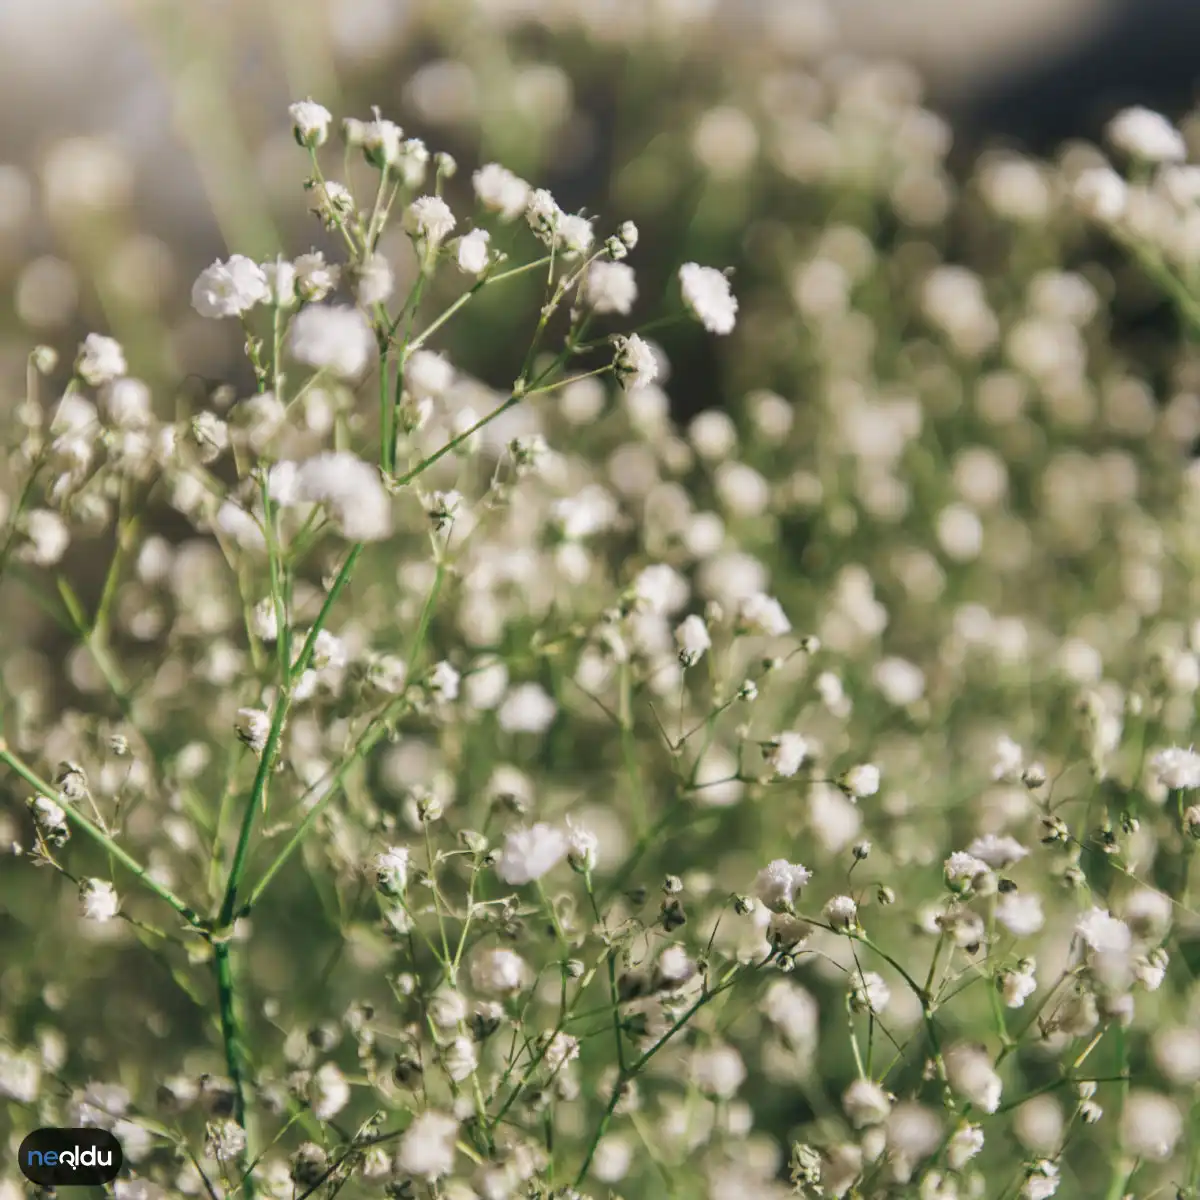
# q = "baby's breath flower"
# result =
<box><xmin>76</xmin><ymin>333</ymin><xmax>126</xmax><ymax>385</ymax></box>
<box><xmin>205</xmin><ymin>1118</ymin><xmax>248</xmax><ymax>1163</ymax></box>
<box><xmin>763</xmin><ymin>732</ymin><xmax>810</xmax><ymax>779</ymax></box>
<box><xmin>612</xmin><ymin>333</ymin><xmax>657</xmax><ymax>391</ymax></box>
<box><xmin>945</xmin><ymin>1044</ymin><xmax>1002</xmax><ymax>1113</ymax></box>
<box><xmin>849</xmin><ymin>970</ymin><xmax>889</xmax><ymax>1014</ymax></box>
<box><xmin>472</xmin><ymin>163</ymin><xmax>530</xmax><ymax>220</ymax></box>
<box><xmin>362</xmin><ymin>111</ymin><xmax>403</xmax><ymax>169</ymax></box>
<box><xmin>1152</xmin><ymin>745</ymin><xmax>1200</xmax><ymax>789</ymax></box>
<box><xmin>289</xmin><ymin>306</ymin><xmax>375</xmax><ymax>381</ymax></box>
<box><xmin>566</xmin><ymin>818</ymin><xmax>598</xmax><ymax>873</ymax></box>
<box><xmin>495</xmin><ymin>823</ymin><xmax>568</xmax><ymax>885</ymax></box>
<box><xmin>1021</xmin><ymin>1160</ymin><xmax>1060</xmax><ymax>1200</ymax></box>
<box><xmin>404</xmin><ymin>195</ymin><xmax>456</xmax><ymax>247</ymax></box>
<box><xmin>583</xmin><ymin>261</ymin><xmax>637</xmax><ymax>315</ymax></box>
<box><xmin>191</xmin><ymin>256</ymin><xmax>269</xmax><ymax>319</ymax></box>
<box><xmin>674</xmin><ymin>614</ymin><xmax>711</xmax><ymax>667</ymax></box>
<box><xmin>470</xmin><ymin>947</ymin><xmax>528</xmax><ymax>995</ymax></box>
<box><xmin>825</xmin><ymin>894</ymin><xmax>858</xmax><ymax>929</ymax></box>
<box><xmin>79</xmin><ymin>878</ymin><xmax>119</xmax><ymax>923</ymax></box>
<box><xmin>18</xmin><ymin>509</ymin><xmax>70</xmax><ymax>566</ymax></box>
<box><xmin>842</xmin><ymin>1079</ymin><xmax>891</xmax><ymax>1128</ymax></box>
<box><xmin>839</xmin><ymin>763</ymin><xmax>880</xmax><ymax>799</ymax></box>
<box><xmin>394</xmin><ymin>1110</ymin><xmax>457</xmax><ymax>1180</ymax></box>
<box><xmin>355</xmin><ymin>253</ymin><xmax>394</xmax><ymax>307</ymax></box>
<box><xmin>456</xmin><ymin>228</ymin><xmax>491</xmax><ymax>275</ymax></box>
<box><xmin>289</xmin><ymin>99</ymin><xmax>332</xmax><ymax>148</ymax></box>
<box><xmin>1106</xmin><ymin>106</ymin><xmax>1187</xmax><ymax>163</ymax></box>
<box><xmin>999</xmin><ymin>958</ymin><xmax>1038</xmax><ymax>1008</ymax></box>
<box><xmin>1075</xmin><ymin>906</ymin><xmax>1132</xmax><ymax>955</ymax></box>
<box><xmin>996</xmin><ymin>892</ymin><xmax>1044</xmax><ymax>937</ymax></box>
<box><xmin>234</xmin><ymin>708</ymin><xmax>271</xmax><ymax>755</ymax></box>
<box><xmin>374</xmin><ymin>847</ymin><xmax>409</xmax><ymax>896</ymax></box>
<box><xmin>753</xmin><ymin>859</ymin><xmax>811</xmax><ymax>913</ymax></box>
<box><xmin>946</xmin><ymin>1123</ymin><xmax>984</xmax><ymax>1170</ymax></box>
<box><xmin>679</xmin><ymin>262</ymin><xmax>738</xmax><ymax>334</ymax></box>
<box><xmin>294</xmin><ymin>251</ymin><xmax>339</xmax><ymax>302</ymax></box>
<box><xmin>428</xmin><ymin>661</ymin><xmax>460</xmax><ymax>703</ymax></box>
<box><xmin>292</xmin><ymin>452</ymin><xmax>391</xmax><ymax>540</ymax></box>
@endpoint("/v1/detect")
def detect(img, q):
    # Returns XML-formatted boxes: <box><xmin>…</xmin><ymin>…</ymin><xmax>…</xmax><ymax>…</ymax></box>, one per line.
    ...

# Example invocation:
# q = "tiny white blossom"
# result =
<box><xmin>79</xmin><ymin>878</ymin><xmax>119</xmax><ymax>923</ymax></box>
<box><xmin>612</xmin><ymin>334</ymin><xmax>657</xmax><ymax>391</ymax></box>
<box><xmin>739</xmin><ymin>592</ymin><xmax>790</xmax><ymax>637</ymax></box>
<box><xmin>395</xmin><ymin>1110</ymin><xmax>457</xmax><ymax>1180</ymax></box>
<box><xmin>825</xmin><ymin>894</ymin><xmax>858</xmax><ymax>928</ymax></box>
<box><xmin>429</xmin><ymin>661</ymin><xmax>460</xmax><ymax>702</ymax></box>
<box><xmin>456</xmin><ymin>228</ymin><xmax>491</xmax><ymax>275</ymax></box>
<box><xmin>76</xmin><ymin>333</ymin><xmax>127</xmax><ymax>385</ymax></box>
<box><xmin>679</xmin><ymin>262</ymin><xmax>738</xmax><ymax>334</ymax></box>
<box><xmin>1107</xmin><ymin>106</ymin><xmax>1187</xmax><ymax>164</ymax></box>
<box><xmin>996</xmin><ymin>892</ymin><xmax>1044</xmax><ymax>937</ymax></box>
<box><xmin>191</xmin><ymin>256</ymin><xmax>269</xmax><ymax>319</ymax></box>
<box><xmin>1075</xmin><ymin>906</ymin><xmax>1132</xmax><ymax>955</ymax></box>
<box><xmin>473</xmin><ymin>163</ymin><xmax>530</xmax><ymax>220</ymax></box>
<box><xmin>356</xmin><ymin>253</ymin><xmax>394</xmax><ymax>307</ymax></box>
<box><xmin>289</xmin><ymin>99</ymin><xmax>332</xmax><ymax>148</ymax></box>
<box><xmin>311</xmin><ymin>1062</ymin><xmax>349</xmax><ymax>1121</ymax></box>
<box><xmin>497</xmin><ymin>683</ymin><xmax>557</xmax><ymax>734</ymax></box>
<box><xmin>294</xmin><ymin>251</ymin><xmax>340</xmax><ymax>302</ymax></box>
<box><xmin>945</xmin><ymin>1044</ymin><xmax>1002</xmax><ymax>1113</ymax></box>
<box><xmin>235</xmin><ymin>708</ymin><xmax>271</xmax><ymax>754</ymax></box>
<box><xmin>374</xmin><ymin>846</ymin><xmax>409</xmax><ymax>895</ymax></box>
<box><xmin>946</xmin><ymin>1123</ymin><xmax>984</xmax><ymax>1170</ymax></box>
<box><xmin>843</xmin><ymin>1079</ymin><xmax>892</xmax><ymax>1128</ymax></box>
<box><xmin>405</xmin><ymin>195</ymin><xmax>456</xmax><ymax>247</ymax></box>
<box><xmin>470</xmin><ymin>947</ymin><xmax>529</xmax><ymax>995</ymax></box>
<box><xmin>754</xmin><ymin>859</ymin><xmax>812</xmax><ymax>913</ymax></box>
<box><xmin>764</xmin><ymin>732</ymin><xmax>811</xmax><ymax>779</ymax></box>
<box><xmin>966</xmin><ymin>834</ymin><xmax>1029</xmax><ymax>869</ymax></box>
<box><xmin>674</xmin><ymin>614</ymin><xmax>711</xmax><ymax>667</ymax></box>
<box><xmin>566</xmin><ymin>817</ymin><xmax>599</xmax><ymax>872</ymax></box>
<box><xmin>840</xmin><ymin>763</ymin><xmax>881</xmax><ymax>799</ymax></box>
<box><xmin>289</xmin><ymin>305</ymin><xmax>375</xmax><ymax>380</ymax></box>
<box><xmin>583</xmin><ymin>261</ymin><xmax>637</xmax><ymax>315</ymax></box>
<box><xmin>1153</xmin><ymin>745</ymin><xmax>1200</xmax><ymax>790</ymax></box>
<box><xmin>1021</xmin><ymin>1160</ymin><xmax>1060</xmax><ymax>1200</ymax></box>
<box><xmin>293</xmin><ymin>451</ymin><xmax>391</xmax><ymax>540</ymax></box>
<box><xmin>495</xmin><ymin>823</ymin><xmax>568</xmax><ymax>885</ymax></box>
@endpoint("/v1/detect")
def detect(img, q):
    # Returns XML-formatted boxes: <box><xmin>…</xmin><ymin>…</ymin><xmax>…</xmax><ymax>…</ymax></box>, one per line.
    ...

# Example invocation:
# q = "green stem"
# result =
<box><xmin>213</xmin><ymin>941</ymin><xmax>257</xmax><ymax>1198</ymax></box>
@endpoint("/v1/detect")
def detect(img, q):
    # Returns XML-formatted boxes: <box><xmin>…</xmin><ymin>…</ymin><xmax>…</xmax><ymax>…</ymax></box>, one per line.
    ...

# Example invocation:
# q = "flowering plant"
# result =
<box><xmin>4</xmin><ymin>75</ymin><xmax>1200</xmax><ymax>1200</ymax></box>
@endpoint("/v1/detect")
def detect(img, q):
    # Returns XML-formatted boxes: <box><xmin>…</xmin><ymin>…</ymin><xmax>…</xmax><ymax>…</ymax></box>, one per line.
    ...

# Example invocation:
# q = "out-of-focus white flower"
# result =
<box><xmin>191</xmin><ymin>256</ymin><xmax>269</xmax><ymax>319</ymax></box>
<box><xmin>1106</xmin><ymin>106</ymin><xmax>1187</xmax><ymax>164</ymax></box>
<box><xmin>76</xmin><ymin>333</ymin><xmax>126</xmax><ymax>385</ymax></box>
<box><xmin>234</xmin><ymin>708</ymin><xmax>271</xmax><ymax>754</ymax></box>
<box><xmin>1119</xmin><ymin>1091</ymin><xmax>1182</xmax><ymax>1160</ymax></box>
<box><xmin>295</xmin><ymin>251</ymin><xmax>339</xmax><ymax>302</ymax></box>
<box><xmin>843</xmin><ymin>1079</ymin><xmax>891</xmax><ymax>1128</ymax></box>
<box><xmin>583</xmin><ymin>261</ymin><xmax>637</xmax><ymax>315</ymax></box>
<box><xmin>1075</xmin><ymin>906</ymin><xmax>1132</xmax><ymax>955</ymax></box>
<box><xmin>675</xmin><ymin>614</ymin><xmax>711</xmax><ymax>667</ymax></box>
<box><xmin>497</xmin><ymin>683</ymin><xmax>557</xmax><ymax>734</ymax></box>
<box><xmin>290</xmin><ymin>451</ymin><xmax>391</xmax><ymax>540</ymax></box>
<box><xmin>996</xmin><ymin>893</ymin><xmax>1044</xmax><ymax>937</ymax></box>
<box><xmin>495</xmin><ymin>823</ymin><xmax>568</xmax><ymax>885</ymax></box>
<box><xmin>355</xmin><ymin>253</ymin><xmax>394</xmax><ymax>307</ymax></box>
<box><xmin>840</xmin><ymin>763</ymin><xmax>880</xmax><ymax>799</ymax></box>
<box><xmin>374</xmin><ymin>847</ymin><xmax>409</xmax><ymax>895</ymax></box>
<box><xmin>311</xmin><ymin>1062</ymin><xmax>349</xmax><ymax>1120</ymax></box>
<box><xmin>473</xmin><ymin>163</ymin><xmax>530</xmax><ymax>220</ymax></box>
<box><xmin>79</xmin><ymin>878</ymin><xmax>119</xmax><ymax>922</ymax></box>
<box><xmin>738</xmin><ymin>592</ymin><xmax>790</xmax><ymax>637</ymax></box>
<box><xmin>395</xmin><ymin>1110</ymin><xmax>457</xmax><ymax>1180</ymax></box>
<box><xmin>471</xmin><ymin>947</ymin><xmax>529</xmax><ymax>995</ymax></box>
<box><xmin>679</xmin><ymin>262</ymin><xmax>738</xmax><ymax>334</ymax></box>
<box><xmin>764</xmin><ymin>733</ymin><xmax>811</xmax><ymax>779</ymax></box>
<box><xmin>289</xmin><ymin>305</ymin><xmax>375</xmax><ymax>380</ymax></box>
<box><xmin>945</xmin><ymin>1044</ymin><xmax>1002</xmax><ymax>1113</ymax></box>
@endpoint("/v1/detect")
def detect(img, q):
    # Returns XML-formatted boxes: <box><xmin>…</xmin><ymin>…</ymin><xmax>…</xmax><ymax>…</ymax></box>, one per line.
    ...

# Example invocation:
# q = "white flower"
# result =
<box><xmin>1107</xmin><ymin>106</ymin><xmax>1187</xmax><ymax>163</ymax></box>
<box><xmin>441</xmin><ymin>1037</ymin><xmax>477</xmax><ymax>1082</ymax></box>
<box><xmin>525</xmin><ymin>188</ymin><xmax>563</xmax><ymax>241</ymax></box>
<box><xmin>675</xmin><ymin>614</ymin><xmax>711</xmax><ymax>667</ymax></box>
<box><xmin>753</xmin><ymin>859</ymin><xmax>812</xmax><ymax>913</ymax></box>
<box><xmin>843</xmin><ymin>1079</ymin><xmax>891</xmax><ymax>1128</ymax></box>
<box><xmin>945</xmin><ymin>1044</ymin><xmax>1002</xmax><ymax>1113</ymax></box>
<box><xmin>1075</xmin><ymin>906</ymin><xmax>1132</xmax><ymax>955</ymax></box>
<box><xmin>1152</xmin><ymin>745</ymin><xmax>1200</xmax><ymax>790</ymax></box>
<box><xmin>74</xmin><ymin>334</ymin><xmax>127</xmax><ymax>389</ymax></box>
<box><xmin>235</xmin><ymin>708</ymin><xmax>271</xmax><ymax>754</ymax></box>
<box><xmin>456</xmin><ymin>228</ymin><xmax>491</xmax><ymax>275</ymax></box>
<box><xmin>497</xmin><ymin>683</ymin><xmax>557</xmax><ymax>734</ymax></box>
<box><xmin>850</xmin><ymin>970</ymin><xmax>889</xmax><ymax>1014</ymax></box>
<box><xmin>289</xmin><ymin>99</ymin><xmax>332</xmax><ymax>147</ymax></box>
<box><xmin>1022</xmin><ymin>1161</ymin><xmax>1060</xmax><ymax>1200</ymax></box>
<box><xmin>691</xmin><ymin>1044</ymin><xmax>746</xmax><ymax>1098</ymax></box>
<box><xmin>289</xmin><ymin>305</ymin><xmax>375</xmax><ymax>380</ymax></box>
<box><xmin>405</xmin><ymin>350</ymin><xmax>455</xmax><ymax>401</ymax></box>
<box><xmin>738</xmin><ymin>592</ymin><xmax>790</xmax><ymax>637</ymax></box>
<box><xmin>374</xmin><ymin>847</ymin><xmax>409</xmax><ymax>895</ymax></box>
<box><xmin>999</xmin><ymin>959</ymin><xmax>1038</xmax><ymax>1008</ymax></box>
<box><xmin>612</xmin><ymin>333</ymin><xmax>657</xmax><ymax>391</ymax></box>
<box><xmin>632</xmin><ymin>563</ymin><xmax>688</xmax><ymax>614</ymax></box>
<box><xmin>293</xmin><ymin>452</ymin><xmax>391</xmax><ymax>541</ymax></box>
<box><xmin>544</xmin><ymin>1031</ymin><xmax>580</xmax><ymax>1074</ymax></box>
<box><xmin>1073</xmin><ymin>167</ymin><xmax>1128</xmax><ymax>223</ymax></box>
<box><xmin>840</xmin><ymin>763</ymin><xmax>880</xmax><ymax>799</ymax></box>
<box><xmin>294</xmin><ymin>251</ymin><xmax>339</xmax><ymax>302</ymax></box>
<box><xmin>764</xmin><ymin>732</ymin><xmax>811</xmax><ymax>779</ymax></box>
<box><xmin>584</xmin><ymin>261</ymin><xmax>637</xmax><ymax>315</ymax></box>
<box><xmin>395</xmin><ymin>1110</ymin><xmax>457</xmax><ymax>1180</ymax></box>
<box><xmin>996</xmin><ymin>893</ymin><xmax>1044</xmax><ymax>937</ymax></box>
<box><xmin>429</xmin><ymin>661</ymin><xmax>460</xmax><ymax>702</ymax></box>
<box><xmin>405</xmin><ymin>195</ymin><xmax>456</xmax><ymax>247</ymax></box>
<box><xmin>101</xmin><ymin>378</ymin><xmax>150</xmax><ymax>428</ymax></box>
<box><xmin>566</xmin><ymin>817</ymin><xmax>599</xmax><ymax>872</ymax></box>
<box><xmin>191</xmin><ymin>255</ymin><xmax>269</xmax><ymax>318</ymax></box>
<box><xmin>679</xmin><ymin>262</ymin><xmax>738</xmax><ymax>334</ymax></box>
<box><xmin>470</xmin><ymin>947</ymin><xmax>528</xmax><ymax>995</ymax></box>
<box><xmin>1119</xmin><ymin>1090</ymin><xmax>1182</xmax><ymax>1160</ymax></box>
<box><xmin>495</xmin><ymin>823</ymin><xmax>568</xmax><ymax>885</ymax></box>
<box><xmin>944</xmin><ymin>851</ymin><xmax>991</xmax><ymax>890</ymax></box>
<box><xmin>825</xmin><ymin>894</ymin><xmax>858</xmax><ymax>928</ymax></box>
<box><xmin>992</xmin><ymin>735</ymin><xmax>1025</xmax><ymax>782</ymax></box>
<box><xmin>946</xmin><ymin>1123</ymin><xmax>984</xmax><ymax>1170</ymax></box>
<box><xmin>356</xmin><ymin>253</ymin><xmax>394</xmax><ymax>307</ymax></box>
<box><xmin>79</xmin><ymin>878</ymin><xmax>119</xmax><ymax>922</ymax></box>
<box><xmin>19</xmin><ymin>509</ymin><xmax>69</xmax><ymax>566</ymax></box>
<box><xmin>557</xmin><ymin>213</ymin><xmax>594</xmax><ymax>258</ymax></box>
<box><xmin>362</xmin><ymin>114</ymin><xmax>404</xmax><ymax>169</ymax></box>
<box><xmin>473</xmin><ymin>163</ymin><xmax>530</xmax><ymax>220</ymax></box>
<box><xmin>311</xmin><ymin>1062</ymin><xmax>349</xmax><ymax>1120</ymax></box>
<box><xmin>966</xmin><ymin>834</ymin><xmax>1029</xmax><ymax>869</ymax></box>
